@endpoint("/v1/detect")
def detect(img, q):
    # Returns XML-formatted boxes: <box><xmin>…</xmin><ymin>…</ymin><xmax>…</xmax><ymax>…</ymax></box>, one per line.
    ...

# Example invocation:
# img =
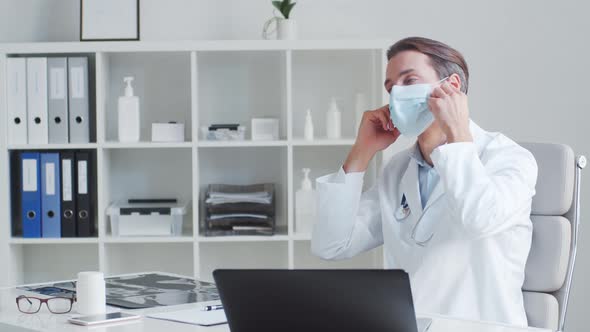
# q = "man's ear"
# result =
<box><xmin>448</xmin><ymin>73</ymin><xmax>462</xmax><ymax>91</ymax></box>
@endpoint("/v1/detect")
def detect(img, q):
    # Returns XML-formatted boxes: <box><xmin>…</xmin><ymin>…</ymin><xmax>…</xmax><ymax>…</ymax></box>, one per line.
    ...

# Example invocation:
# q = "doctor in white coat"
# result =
<box><xmin>311</xmin><ymin>37</ymin><xmax>538</xmax><ymax>327</ymax></box>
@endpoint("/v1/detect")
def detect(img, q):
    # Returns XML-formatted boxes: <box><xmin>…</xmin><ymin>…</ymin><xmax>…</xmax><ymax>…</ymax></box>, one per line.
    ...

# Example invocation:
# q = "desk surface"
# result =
<box><xmin>0</xmin><ymin>287</ymin><xmax>550</xmax><ymax>332</ymax></box>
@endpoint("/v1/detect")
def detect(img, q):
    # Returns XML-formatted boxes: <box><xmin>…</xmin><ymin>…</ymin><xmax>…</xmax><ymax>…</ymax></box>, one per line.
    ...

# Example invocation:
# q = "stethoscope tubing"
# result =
<box><xmin>396</xmin><ymin>194</ymin><xmax>445</xmax><ymax>246</ymax></box>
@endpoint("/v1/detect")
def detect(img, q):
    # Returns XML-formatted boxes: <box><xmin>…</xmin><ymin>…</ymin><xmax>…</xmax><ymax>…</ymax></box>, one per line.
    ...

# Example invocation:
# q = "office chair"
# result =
<box><xmin>520</xmin><ymin>143</ymin><xmax>586</xmax><ymax>331</ymax></box>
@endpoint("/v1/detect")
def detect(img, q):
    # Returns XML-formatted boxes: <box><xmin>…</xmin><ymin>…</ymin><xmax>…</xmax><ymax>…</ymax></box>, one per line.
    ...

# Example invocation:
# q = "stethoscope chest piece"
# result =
<box><xmin>395</xmin><ymin>194</ymin><xmax>411</xmax><ymax>221</ymax></box>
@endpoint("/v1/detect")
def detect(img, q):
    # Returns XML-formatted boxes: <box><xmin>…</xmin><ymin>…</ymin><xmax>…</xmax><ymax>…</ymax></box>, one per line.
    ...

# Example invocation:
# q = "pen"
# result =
<box><xmin>202</xmin><ymin>304</ymin><xmax>223</xmax><ymax>311</ymax></box>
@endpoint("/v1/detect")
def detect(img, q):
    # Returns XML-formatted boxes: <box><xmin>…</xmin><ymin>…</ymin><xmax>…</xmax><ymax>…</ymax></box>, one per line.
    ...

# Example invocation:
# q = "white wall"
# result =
<box><xmin>2</xmin><ymin>0</ymin><xmax>589</xmax><ymax>330</ymax></box>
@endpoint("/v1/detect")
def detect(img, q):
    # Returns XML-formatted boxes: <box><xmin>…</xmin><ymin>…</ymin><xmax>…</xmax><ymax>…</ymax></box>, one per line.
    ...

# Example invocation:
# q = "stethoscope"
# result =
<box><xmin>394</xmin><ymin>193</ymin><xmax>444</xmax><ymax>246</ymax></box>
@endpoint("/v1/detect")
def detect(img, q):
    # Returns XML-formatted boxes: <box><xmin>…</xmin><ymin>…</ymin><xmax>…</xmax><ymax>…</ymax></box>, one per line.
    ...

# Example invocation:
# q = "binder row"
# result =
<box><xmin>6</xmin><ymin>57</ymin><xmax>91</xmax><ymax>145</ymax></box>
<box><xmin>13</xmin><ymin>151</ymin><xmax>95</xmax><ymax>238</ymax></box>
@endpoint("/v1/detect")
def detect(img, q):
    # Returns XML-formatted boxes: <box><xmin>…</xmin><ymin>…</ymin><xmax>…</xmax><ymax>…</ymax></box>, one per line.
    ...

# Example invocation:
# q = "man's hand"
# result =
<box><xmin>343</xmin><ymin>105</ymin><xmax>400</xmax><ymax>173</ymax></box>
<box><xmin>428</xmin><ymin>81</ymin><xmax>473</xmax><ymax>143</ymax></box>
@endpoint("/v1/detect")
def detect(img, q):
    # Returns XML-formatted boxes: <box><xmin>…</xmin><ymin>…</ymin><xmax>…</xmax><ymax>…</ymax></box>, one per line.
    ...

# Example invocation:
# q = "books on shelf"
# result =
<box><xmin>6</xmin><ymin>58</ymin><xmax>28</xmax><ymax>144</ymax></box>
<box><xmin>20</xmin><ymin>152</ymin><xmax>42</xmax><ymax>237</ymax></box>
<box><xmin>26</xmin><ymin>58</ymin><xmax>48</xmax><ymax>144</ymax></box>
<box><xmin>12</xmin><ymin>150</ymin><xmax>95</xmax><ymax>238</ymax></box>
<box><xmin>47</xmin><ymin>57</ymin><xmax>69</xmax><ymax>144</ymax></box>
<box><xmin>6</xmin><ymin>56</ymin><xmax>91</xmax><ymax>146</ymax></box>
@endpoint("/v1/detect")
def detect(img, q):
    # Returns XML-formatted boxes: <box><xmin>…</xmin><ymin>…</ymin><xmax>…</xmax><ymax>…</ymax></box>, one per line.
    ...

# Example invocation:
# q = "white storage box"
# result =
<box><xmin>107</xmin><ymin>200</ymin><xmax>190</xmax><ymax>236</ymax></box>
<box><xmin>251</xmin><ymin>118</ymin><xmax>279</xmax><ymax>140</ymax></box>
<box><xmin>151</xmin><ymin>122</ymin><xmax>185</xmax><ymax>142</ymax></box>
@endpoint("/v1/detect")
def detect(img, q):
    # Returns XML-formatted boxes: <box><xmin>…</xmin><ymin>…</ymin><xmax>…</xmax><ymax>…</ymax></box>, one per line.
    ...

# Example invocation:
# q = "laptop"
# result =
<box><xmin>213</xmin><ymin>269</ymin><xmax>431</xmax><ymax>332</ymax></box>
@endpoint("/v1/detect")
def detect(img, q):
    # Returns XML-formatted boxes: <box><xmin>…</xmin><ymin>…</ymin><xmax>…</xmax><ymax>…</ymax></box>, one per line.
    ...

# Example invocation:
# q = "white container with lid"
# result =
<box><xmin>107</xmin><ymin>199</ymin><xmax>189</xmax><ymax>236</ymax></box>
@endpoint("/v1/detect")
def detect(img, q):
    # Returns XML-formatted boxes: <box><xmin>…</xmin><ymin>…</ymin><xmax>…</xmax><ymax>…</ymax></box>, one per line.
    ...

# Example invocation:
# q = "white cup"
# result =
<box><xmin>76</xmin><ymin>271</ymin><xmax>106</xmax><ymax>315</ymax></box>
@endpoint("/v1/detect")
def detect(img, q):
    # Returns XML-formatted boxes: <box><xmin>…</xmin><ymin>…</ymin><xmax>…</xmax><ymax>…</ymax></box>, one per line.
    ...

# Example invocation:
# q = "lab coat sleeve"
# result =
<box><xmin>431</xmin><ymin>141</ymin><xmax>538</xmax><ymax>238</ymax></box>
<box><xmin>311</xmin><ymin>167</ymin><xmax>383</xmax><ymax>260</ymax></box>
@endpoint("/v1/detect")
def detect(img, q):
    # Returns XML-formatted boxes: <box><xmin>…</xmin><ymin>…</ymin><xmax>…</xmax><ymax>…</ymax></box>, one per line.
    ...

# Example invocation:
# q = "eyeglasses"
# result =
<box><xmin>16</xmin><ymin>295</ymin><xmax>75</xmax><ymax>314</ymax></box>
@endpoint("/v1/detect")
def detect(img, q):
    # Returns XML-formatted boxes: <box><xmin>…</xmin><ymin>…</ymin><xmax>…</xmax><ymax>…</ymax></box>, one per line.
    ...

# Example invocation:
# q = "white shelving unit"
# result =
<box><xmin>0</xmin><ymin>40</ymin><xmax>411</xmax><ymax>286</ymax></box>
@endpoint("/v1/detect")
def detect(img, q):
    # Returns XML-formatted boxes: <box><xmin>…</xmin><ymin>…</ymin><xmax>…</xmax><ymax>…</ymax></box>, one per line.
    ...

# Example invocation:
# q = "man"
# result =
<box><xmin>311</xmin><ymin>37</ymin><xmax>537</xmax><ymax>327</ymax></box>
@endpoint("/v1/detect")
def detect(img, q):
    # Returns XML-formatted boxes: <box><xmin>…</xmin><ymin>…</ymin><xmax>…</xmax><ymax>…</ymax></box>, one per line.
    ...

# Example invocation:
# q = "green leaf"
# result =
<box><xmin>272</xmin><ymin>1</ymin><xmax>283</xmax><ymax>14</ymax></box>
<box><xmin>282</xmin><ymin>2</ymin><xmax>296</xmax><ymax>19</ymax></box>
<box><xmin>271</xmin><ymin>0</ymin><xmax>296</xmax><ymax>19</ymax></box>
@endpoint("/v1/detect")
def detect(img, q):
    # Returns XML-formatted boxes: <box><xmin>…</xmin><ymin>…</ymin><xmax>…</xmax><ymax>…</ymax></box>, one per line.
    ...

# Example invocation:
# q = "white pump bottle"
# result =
<box><xmin>304</xmin><ymin>109</ymin><xmax>314</xmax><ymax>140</ymax></box>
<box><xmin>118</xmin><ymin>77</ymin><xmax>140</xmax><ymax>142</ymax></box>
<box><xmin>326</xmin><ymin>97</ymin><xmax>341</xmax><ymax>139</ymax></box>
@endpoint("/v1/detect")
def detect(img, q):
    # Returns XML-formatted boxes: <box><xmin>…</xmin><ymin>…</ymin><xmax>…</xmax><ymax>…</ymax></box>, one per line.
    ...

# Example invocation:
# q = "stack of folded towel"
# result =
<box><xmin>204</xmin><ymin>183</ymin><xmax>275</xmax><ymax>236</ymax></box>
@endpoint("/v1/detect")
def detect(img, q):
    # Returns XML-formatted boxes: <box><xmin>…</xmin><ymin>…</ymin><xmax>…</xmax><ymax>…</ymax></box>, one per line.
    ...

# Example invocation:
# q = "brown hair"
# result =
<box><xmin>387</xmin><ymin>37</ymin><xmax>469</xmax><ymax>93</ymax></box>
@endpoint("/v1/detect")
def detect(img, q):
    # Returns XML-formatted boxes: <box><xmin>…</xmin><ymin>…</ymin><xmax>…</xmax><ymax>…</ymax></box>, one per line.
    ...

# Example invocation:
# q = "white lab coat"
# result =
<box><xmin>311</xmin><ymin>121</ymin><xmax>538</xmax><ymax>327</ymax></box>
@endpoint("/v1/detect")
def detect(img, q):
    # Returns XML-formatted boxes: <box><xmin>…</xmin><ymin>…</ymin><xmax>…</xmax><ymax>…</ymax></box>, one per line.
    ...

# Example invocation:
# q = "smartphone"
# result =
<box><xmin>68</xmin><ymin>312</ymin><xmax>141</xmax><ymax>326</ymax></box>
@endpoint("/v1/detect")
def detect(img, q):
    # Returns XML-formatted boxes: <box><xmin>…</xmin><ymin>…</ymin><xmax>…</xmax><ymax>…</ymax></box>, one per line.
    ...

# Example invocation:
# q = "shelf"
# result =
<box><xmin>198</xmin><ymin>226</ymin><xmax>289</xmax><ymax>242</ymax></box>
<box><xmin>291</xmin><ymin>138</ymin><xmax>356</xmax><ymax>146</ymax></box>
<box><xmin>0</xmin><ymin>42</ymin><xmax>388</xmax><ymax>286</ymax></box>
<box><xmin>198</xmin><ymin>147</ymin><xmax>288</xmax><ymax>237</ymax></box>
<box><xmin>293</xmin><ymin>144</ymin><xmax>377</xmax><ymax>192</ymax></box>
<box><xmin>9</xmin><ymin>237</ymin><xmax>99</xmax><ymax>245</ymax></box>
<box><xmin>198</xmin><ymin>50</ymin><xmax>287</xmax><ymax>140</ymax></box>
<box><xmin>197</xmin><ymin>140</ymin><xmax>288</xmax><ymax>148</ymax></box>
<box><xmin>0</xmin><ymin>40</ymin><xmax>390</xmax><ymax>54</ymax></box>
<box><xmin>292</xmin><ymin>233</ymin><xmax>313</xmax><ymax>241</ymax></box>
<box><xmin>197</xmin><ymin>139</ymin><xmax>354</xmax><ymax>147</ymax></box>
<box><xmin>104</xmin><ymin>148</ymin><xmax>193</xmax><ymax>201</ymax></box>
<box><xmin>102</xmin><ymin>141</ymin><xmax>193</xmax><ymax>149</ymax></box>
<box><xmin>18</xmin><ymin>243</ymin><xmax>100</xmax><ymax>284</ymax></box>
<box><xmin>7</xmin><ymin>143</ymin><xmax>98</xmax><ymax>150</ymax></box>
<box><xmin>103</xmin><ymin>52</ymin><xmax>192</xmax><ymax>143</ymax></box>
<box><xmin>292</xmin><ymin>49</ymin><xmax>378</xmax><ymax>139</ymax></box>
<box><xmin>103</xmin><ymin>242</ymin><xmax>193</xmax><ymax>277</ymax></box>
<box><xmin>198</xmin><ymin>234</ymin><xmax>290</xmax><ymax>243</ymax></box>
<box><xmin>103</xmin><ymin>236</ymin><xmax>195</xmax><ymax>243</ymax></box>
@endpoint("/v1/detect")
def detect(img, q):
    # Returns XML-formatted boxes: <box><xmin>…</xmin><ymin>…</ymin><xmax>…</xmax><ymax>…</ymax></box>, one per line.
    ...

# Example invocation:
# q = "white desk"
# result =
<box><xmin>0</xmin><ymin>286</ymin><xmax>551</xmax><ymax>332</ymax></box>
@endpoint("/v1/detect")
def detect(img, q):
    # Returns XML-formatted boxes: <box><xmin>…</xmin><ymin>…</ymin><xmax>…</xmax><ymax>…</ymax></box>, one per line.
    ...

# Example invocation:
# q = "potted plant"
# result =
<box><xmin>272</xmin><ymin>0</ymin><xmax>297</xmax><ymax>40</ymax></box>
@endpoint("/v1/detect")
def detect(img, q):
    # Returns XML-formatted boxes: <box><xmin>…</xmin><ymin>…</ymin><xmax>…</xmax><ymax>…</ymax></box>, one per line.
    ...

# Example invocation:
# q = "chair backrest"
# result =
<box><xmin>520</xmin><ymin>142</ymin><xmax>586</xmax><ymax>331</ymax></box>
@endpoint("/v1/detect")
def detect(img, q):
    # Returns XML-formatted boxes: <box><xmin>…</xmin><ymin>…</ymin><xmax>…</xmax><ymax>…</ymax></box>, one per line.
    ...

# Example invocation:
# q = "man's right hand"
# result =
<box><xmin>343</xmin><ymin>105</ymin><xmax>400</xmax><ymax>173</ymax></box>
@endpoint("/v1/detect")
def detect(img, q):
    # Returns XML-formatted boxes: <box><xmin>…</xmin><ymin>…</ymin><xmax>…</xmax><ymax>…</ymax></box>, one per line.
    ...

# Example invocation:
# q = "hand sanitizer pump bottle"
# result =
<box><xmin>118</xmin><ymin>77</ymin><xmax>140</xmax><ymax>142</ymax></box>
<box><xmin>304</xmin><ymin>109</ymin><xmax>314</xmax><ymax>141</ymax></box>
<box><xmin>295</xmin><ymin>168</ymin><xmax>317</xmax><ymax>235</ymax></box>
<box><xmin>326</xmin><ymin>97</ymin><xmax>341</xmax><ymax>139</ymax></box>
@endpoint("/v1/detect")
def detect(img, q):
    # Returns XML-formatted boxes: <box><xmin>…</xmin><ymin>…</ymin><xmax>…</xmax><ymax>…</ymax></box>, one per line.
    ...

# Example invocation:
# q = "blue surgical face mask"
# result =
<box><xmin>389</xmin><ymin>77</ymin><xmax>448</xmax><ymax>137</ymax></box>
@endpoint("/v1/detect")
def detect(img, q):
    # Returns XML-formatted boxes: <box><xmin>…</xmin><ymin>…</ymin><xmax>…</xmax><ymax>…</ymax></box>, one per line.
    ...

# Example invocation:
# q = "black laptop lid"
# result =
<box><xmin>213</xmin><ymin>269</ymin><xmax>418</xmax><ymax>332</ymax></box>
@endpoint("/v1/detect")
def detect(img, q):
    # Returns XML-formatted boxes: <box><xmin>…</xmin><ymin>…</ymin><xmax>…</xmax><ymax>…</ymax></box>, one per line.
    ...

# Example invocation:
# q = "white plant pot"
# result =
<box><xmin>277</xmin><ymin>19</ymin><xmax>297</xmax><ymax>40</ymax></box>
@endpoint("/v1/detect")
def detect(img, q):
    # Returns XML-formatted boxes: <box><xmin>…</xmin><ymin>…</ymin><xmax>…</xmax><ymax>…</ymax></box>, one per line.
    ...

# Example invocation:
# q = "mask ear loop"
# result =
<box><xmin>428</xmin><ymin>77</ymin><xmax>450</xmax><ymax>95</ymax></box>
<box><xmin>436</xmin><ymin>76</ymin><xmax>450</xmax><ymax>85</ymax></box>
